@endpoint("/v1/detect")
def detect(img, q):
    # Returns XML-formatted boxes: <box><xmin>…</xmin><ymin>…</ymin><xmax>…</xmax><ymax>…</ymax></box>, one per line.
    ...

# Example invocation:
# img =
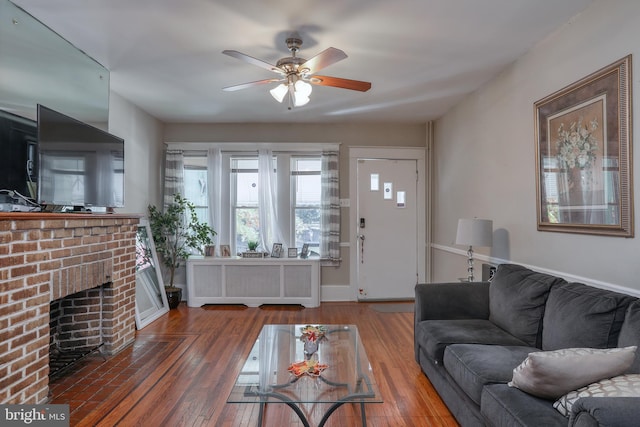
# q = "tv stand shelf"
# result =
<box><xmin>185</xmin><ymin>256</ymin><xmax>320</xmax><ymax>308</ymax></box>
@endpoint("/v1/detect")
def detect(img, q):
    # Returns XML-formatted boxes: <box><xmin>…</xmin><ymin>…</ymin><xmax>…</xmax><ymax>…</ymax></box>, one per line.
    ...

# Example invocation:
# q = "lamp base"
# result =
<box><xmin>466</xmin><ymin>246</ymin><xmax>475</xmax><ymax>282</ymax></box>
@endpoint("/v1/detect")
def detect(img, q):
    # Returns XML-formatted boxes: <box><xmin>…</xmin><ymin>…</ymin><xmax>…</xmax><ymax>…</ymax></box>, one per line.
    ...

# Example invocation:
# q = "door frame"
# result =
<box><xmin>348</xmin><ymin>147</ymin><xmax>427</xmax><ymax>300</ymax></box>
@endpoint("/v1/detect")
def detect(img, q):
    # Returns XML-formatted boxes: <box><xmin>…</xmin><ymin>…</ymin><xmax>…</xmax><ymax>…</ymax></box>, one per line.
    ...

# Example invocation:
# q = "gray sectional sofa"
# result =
<box><xmin>414</xmin><ymin>263</ymin><xmax>640</xmax><ymax>426</ymax></box>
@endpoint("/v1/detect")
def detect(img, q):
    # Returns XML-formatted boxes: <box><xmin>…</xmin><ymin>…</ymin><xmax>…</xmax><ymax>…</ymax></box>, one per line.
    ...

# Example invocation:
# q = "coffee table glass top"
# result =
<box><xmin>228</xmin><ymin>324</ymin><xmax>382</xmax><ymax>405</ymax></box>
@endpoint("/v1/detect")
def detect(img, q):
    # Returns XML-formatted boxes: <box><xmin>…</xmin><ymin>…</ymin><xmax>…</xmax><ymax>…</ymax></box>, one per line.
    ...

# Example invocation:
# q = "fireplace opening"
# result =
<box><xmin>49</xmin><ymin>284</ymin><xmax>108</xmax><ymax>378</ymax></box>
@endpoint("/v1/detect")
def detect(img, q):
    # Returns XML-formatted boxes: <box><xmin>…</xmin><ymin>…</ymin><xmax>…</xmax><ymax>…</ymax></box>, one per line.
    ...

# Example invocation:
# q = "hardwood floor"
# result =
<box><xmin>49</xmin><ymin>302</ymin><xmax>458</xmax><ymax>426</ymax></box>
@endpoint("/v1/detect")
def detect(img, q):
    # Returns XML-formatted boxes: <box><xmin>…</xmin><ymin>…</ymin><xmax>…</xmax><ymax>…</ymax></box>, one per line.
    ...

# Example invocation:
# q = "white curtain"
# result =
<box><xmin>258</xmin><ymin>149</ymin><xmax>285</xmax><ymax>253</ymax></box>
<box><xmin>207</xmin><ymin>148</ymin><xmax>223</xmax><ymax>256</ymax></box>
<box><xmin>163</xmin><ymin>149</ymin><xmax>184</xmax><ymax>209</ymax></box>
<box><xmin>320</xmin><ymin>151</ymin><xmax>340</xmax><ymax>266</ymax></box>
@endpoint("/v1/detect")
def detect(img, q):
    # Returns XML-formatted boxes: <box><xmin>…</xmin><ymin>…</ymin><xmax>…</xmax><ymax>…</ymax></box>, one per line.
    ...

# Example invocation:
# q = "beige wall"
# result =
<box><xmin>163</xmin><ymin>122</ymin><xmax>427</xmax><ymax>291</ymax></box>
<box><xmin>432</xmin><ymin>0</ymin><xmax>640</xmax><ymax>294</ymax></box>
<box><xmin>109</xmin><ymin>92</ymin><xmax>164</xmax><ymax>214</ymax></box>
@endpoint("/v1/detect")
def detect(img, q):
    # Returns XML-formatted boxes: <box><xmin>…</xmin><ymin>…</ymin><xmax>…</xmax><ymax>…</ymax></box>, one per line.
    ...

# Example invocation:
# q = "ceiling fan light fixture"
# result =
<box><xmin>270</xmin><ymin>83</ymin><xmax>288</xmax><ymax>103</ymax></box>
<box><xmin>224</xmin><ymin>36</ymin><xmax>371</xmax><ymax>110</ymax></box>
<box><xmin>294</xmin><ymin>94</ymin><xmax>310</xmax><ymax>107</ymax></box>
<box><xmin>294</xmin><ymin>80</ymin><xmax>312</xmax><ymax>97</ymax></box>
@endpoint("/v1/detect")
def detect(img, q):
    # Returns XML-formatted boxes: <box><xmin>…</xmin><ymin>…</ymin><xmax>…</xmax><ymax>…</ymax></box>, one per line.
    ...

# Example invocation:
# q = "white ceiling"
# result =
<box><xmin>12</xmin><ymin>0</ymin><xmax>594</xmax><ymax>124</ymax></box>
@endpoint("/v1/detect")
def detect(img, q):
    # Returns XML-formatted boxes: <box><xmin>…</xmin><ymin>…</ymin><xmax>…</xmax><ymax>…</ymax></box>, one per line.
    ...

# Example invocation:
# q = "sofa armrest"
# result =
<box><xmin>570</xmin><ymin>397</ymin><xmax>640</xmax><ymax>427</ymax></box>
<box><xmin>414</xmin><ymin>282</ymin><xmax>490</xmax><ymax>323</ymax></box>
<box><xmin>414</xmin><ymin>282</ymin><xmax>490</xmax><ymax>363</ymax></box>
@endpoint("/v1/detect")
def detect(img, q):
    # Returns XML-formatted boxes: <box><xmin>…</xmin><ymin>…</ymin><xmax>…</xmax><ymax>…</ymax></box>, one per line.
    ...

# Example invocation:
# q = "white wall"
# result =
<box><xmin>108</xmin><ymin>92</ymin><xmax>164</xmax><ymax>214</ymax></box>
<box><xmin>432</xmin><ymin>0</ymin><xmax>640</xmax><ymax>295</ymax></box>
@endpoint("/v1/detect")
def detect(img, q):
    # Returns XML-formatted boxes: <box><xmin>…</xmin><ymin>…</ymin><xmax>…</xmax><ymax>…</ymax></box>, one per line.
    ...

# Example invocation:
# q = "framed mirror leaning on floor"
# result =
<box><xmin>135</xmin><ymin>218</ymin><xmax>170</xmax><ymax>329</ymax></box>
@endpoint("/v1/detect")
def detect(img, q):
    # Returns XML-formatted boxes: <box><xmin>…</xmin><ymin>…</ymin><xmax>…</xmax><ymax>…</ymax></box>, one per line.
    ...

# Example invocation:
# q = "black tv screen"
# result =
<box><xmin>37</xmin><ymin>105</ymin><xmax>124</xmax><ymax>209</ymax></box>
<box><xmin>0</xmin><ymin>111</ymin><xmax>37</xmax><ymax>201</ymax></box>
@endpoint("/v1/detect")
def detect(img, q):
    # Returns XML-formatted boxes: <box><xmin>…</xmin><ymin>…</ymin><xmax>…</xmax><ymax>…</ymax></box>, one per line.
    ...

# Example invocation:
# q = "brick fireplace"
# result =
<box><xmin>0</xmin><ymin>213</ymin><xmax>140</xmax><ymax>404</ymax></box>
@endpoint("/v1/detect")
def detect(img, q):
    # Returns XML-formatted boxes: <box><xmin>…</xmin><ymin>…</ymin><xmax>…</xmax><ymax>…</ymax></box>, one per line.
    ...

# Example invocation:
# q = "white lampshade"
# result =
<box><xmin>294</xmin><ymin>94</ymin><xmax>310</xmax><ymax>106</ymax></box>
<box><xmin>455</xmin><ymin>219</ymin><xmax>493</xmax><ymax>247</ymax></box>
<box><xmin>294</xmin><ymin>80</ymin><xmax>312</xmax><ymax>97</ymax></box>
<box><xmin>293</xmin><ymin>80</ymin><xmax>312</xmax><ymax>106</ymax></box>
<box><xmin>269</xmin><ymin>84</ymin><xmax>288</xmax><ymax>103</ymax></box>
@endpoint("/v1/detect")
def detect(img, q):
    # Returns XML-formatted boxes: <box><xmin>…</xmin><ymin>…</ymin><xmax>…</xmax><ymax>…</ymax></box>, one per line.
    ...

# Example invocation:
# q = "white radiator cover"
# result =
<box><xmin>186</xmin><ymin>256</ymin><xmax>320</xmax><ymax>307</ymax></box>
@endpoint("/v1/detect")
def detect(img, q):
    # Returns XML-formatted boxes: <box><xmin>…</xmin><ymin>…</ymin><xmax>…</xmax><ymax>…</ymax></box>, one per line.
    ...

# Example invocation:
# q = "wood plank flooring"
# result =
<box><xmin>48</xmin><ymin>302</ymin><xmax>458</xmax><ymax>426</ymax></box>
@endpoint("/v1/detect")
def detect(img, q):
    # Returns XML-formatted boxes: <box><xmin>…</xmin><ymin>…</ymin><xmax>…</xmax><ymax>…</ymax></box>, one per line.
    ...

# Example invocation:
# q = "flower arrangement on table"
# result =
<box><xmin>299</xmin><ymin>325</ymin><xmax>328</xmax><ymax>359</ymax></box>
<box><xmin>556</xmin><ymin>117</ymin><xmax>599</xmax><ymax>171</ymax></box>
<box><xmin>300</xmin><ymin>325</ymin><xmax>328</xmax><ymax>344</ymax></box>
<box><xmin>288</xmin><ymin>359</ymin><xmax>329</xmax><ymax>377</ymax></box>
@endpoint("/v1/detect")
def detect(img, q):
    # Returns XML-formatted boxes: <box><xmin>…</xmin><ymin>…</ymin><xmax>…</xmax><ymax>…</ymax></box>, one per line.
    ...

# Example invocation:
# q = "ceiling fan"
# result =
<box><xmin>222</xmin><ymin>37</ymin><xmax>371</xmax><ymax>109</ymax></box>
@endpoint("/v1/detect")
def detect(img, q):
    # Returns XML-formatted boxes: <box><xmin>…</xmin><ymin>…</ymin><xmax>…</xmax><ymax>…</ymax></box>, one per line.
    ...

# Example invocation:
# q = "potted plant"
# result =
<box><xmin>247</xmin><ymin>240</ymin><xmax>259</xmax><ymax>252</ymax></box>
<box><xmin>148</xmin><ymin>193</ymin><xmax>216</xmax><ymax>309</ymax></box>
<box><xmin>242</xmin><ymin>240</ymin><xmax>264</xmax><ymax>258</ymax></box>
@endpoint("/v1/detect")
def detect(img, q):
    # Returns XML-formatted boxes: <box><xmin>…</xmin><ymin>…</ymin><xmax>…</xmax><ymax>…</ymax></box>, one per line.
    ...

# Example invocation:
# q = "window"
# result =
<box><xmin>292</xmin><ymin>157</ymin><xmax>321</xmax><ymax>251</ymax></box>
<box><xmin>232</xmin><ymin>157</ymin><xmax>260</xmax><ymax>253</ymax></box>
<box><xmin>183</xmin><ymin>154</ymin><xmax>208</xmax><ymax>225</ymax></box>
<box><xmin>180</xmin><ymin>151</ymin><xmax>323</xmax><ymax>255</ymax></box>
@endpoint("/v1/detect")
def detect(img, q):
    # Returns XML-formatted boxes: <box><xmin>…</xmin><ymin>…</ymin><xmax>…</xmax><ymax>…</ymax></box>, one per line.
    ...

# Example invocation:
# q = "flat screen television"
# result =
<box><xmin>37</xmin><ymin>104</ymin><xmax>124</xmax><ymax>210</ymax></box>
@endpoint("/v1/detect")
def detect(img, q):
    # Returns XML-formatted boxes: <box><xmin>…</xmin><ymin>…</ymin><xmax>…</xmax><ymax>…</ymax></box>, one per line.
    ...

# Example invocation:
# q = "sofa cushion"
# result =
<box><xmin>508</xmin><ymin>346</ymin><xmax>636</xmax><ymax>399</ymax></box>
<box><xmin>489</xmin><ymin>264</ymin><xmax>564</xmax><ymax>347</ymax></box>
<box><xmin>618</xmin><ymin>299</ymin><xmax>640</xmax><ymax>373</ymax></box>
<box><xmin>542</xmin><ymin>282</ymin><xmax>635</xmax><ymax>350</ymax></box>
<box><xmin>481</xmin><ymin>383</ymin><xmax>567</xmax><ymax>427</ymax></box>
<box><xmin>443</xmin><ymin>344</ymin><xmax>534</xmax><ymax>405</ymax></box>
<box><xmin>553</xmin><ymin>374</ymin><xmax>640</xmax><ymax>417</ymax></box>
<box><xmin>415</xmin><ymin>319</ymin><xmax>528</xmax><ymax>365</ymax></box>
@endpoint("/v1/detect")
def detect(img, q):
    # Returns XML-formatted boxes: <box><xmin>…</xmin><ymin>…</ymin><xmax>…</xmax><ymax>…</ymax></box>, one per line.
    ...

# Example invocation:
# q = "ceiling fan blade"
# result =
<box><xmin>310</xmin><ymin>75</ymin><xmax>372</xmax><ymax>92</ymax></box>
<box><xmin>299</xmin><ymin>47</ymin><xmax>347</xmax><ymax>74</ymax></box>
<box><xmin>222</xmin><ymin>50</ymin><xmax>283</xmax><ymax>74</ymax></box>
<box><xmin>223</xmin><ymin>78</ymin><xmax>283</xmax><ymax>92</ymax></box>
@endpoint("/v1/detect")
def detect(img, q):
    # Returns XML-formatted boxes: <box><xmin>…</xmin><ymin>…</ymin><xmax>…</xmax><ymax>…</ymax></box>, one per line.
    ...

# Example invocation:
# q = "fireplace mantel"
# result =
<box><xmin>0</xmin><ymin>213</ymin><xmax>140</xmax><ymax>404</ymax></box>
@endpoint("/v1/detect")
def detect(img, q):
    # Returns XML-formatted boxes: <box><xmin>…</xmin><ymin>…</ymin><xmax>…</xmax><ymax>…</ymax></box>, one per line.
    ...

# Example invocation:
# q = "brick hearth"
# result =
<box><xmin>0</xmin><ymin>213</ymin><xmax>140</xmax><ymax>404</ymax></box>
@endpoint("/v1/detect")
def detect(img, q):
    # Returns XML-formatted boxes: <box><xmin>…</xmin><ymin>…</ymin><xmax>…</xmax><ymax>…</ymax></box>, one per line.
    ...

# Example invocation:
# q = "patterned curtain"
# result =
<box><xmin>163</xmin><ymin>149</ymin><xmax>184</xmax><ymax>209</ymax></box>
<box><xmin>320</xmin><ymin>151</ymin><xmax>340</xmax><ymax>266</ymax></box>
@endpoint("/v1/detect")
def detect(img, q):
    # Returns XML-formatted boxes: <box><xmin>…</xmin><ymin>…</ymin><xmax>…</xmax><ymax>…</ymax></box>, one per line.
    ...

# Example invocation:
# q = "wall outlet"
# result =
<box><xmin>340</xmin><ymin>199</ymin><xmax>350</xmax><ymax>208</ymax></box>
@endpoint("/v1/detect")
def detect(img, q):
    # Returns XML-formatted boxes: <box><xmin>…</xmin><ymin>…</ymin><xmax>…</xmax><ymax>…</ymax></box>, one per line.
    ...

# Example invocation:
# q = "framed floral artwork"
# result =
<box><xmin>534</xmin><ymin>55</ymin><xmax>633</xmax><ymax>237</ymax></box>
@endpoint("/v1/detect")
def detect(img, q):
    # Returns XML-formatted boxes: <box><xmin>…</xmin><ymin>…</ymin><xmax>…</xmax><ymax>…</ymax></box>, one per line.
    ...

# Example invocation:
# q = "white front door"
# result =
<box><xmin>354</xmin><ymin>157</ymin><xmax>419</xmax><ymax>300</ymax></box>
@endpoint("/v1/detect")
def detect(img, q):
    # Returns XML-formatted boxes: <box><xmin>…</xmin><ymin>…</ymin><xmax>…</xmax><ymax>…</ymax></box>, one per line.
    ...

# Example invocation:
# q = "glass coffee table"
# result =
<box><xmin>228</xmin><ymin>324</ymin><xmax>382</xmax><ymax>427</ymax></box>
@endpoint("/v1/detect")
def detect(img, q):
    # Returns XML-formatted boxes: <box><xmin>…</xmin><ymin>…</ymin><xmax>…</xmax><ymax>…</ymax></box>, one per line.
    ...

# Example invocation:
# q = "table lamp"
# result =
<box><xmin>455</xmin><ymin>218</ymin><xmax>493</xmax><ymax>282</ymax></box>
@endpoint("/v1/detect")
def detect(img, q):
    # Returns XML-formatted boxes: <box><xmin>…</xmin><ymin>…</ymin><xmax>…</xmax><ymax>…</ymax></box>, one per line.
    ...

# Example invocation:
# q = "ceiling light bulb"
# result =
<box><xmin>294</xmin><ymin>94</ymin><xmax>310</xmax><ymax>107</ymax></box>
<box><xmin>270</xmin><ymin>84</ymin><xmax>288</xmax><ymax>103</ymax></box>
<box><xmin>294</xmin><ymin>80</ymin><xmax>312</xmax><ymax>97</ymax></box>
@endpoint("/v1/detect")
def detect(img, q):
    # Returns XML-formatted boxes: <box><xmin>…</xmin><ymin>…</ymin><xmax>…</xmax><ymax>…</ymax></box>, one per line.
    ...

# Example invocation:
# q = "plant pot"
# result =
<box><xmin>165</xmin><ymin>286</ymin><xmax>182</xmax><ymax>309</ymax></box>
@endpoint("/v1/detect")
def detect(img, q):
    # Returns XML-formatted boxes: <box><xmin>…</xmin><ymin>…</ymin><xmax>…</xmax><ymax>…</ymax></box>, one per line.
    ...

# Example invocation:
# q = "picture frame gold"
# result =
<box><xmin>534</xmin><ymin>55</ymin><xmax>633</xmax><ymax>237</ymax></box>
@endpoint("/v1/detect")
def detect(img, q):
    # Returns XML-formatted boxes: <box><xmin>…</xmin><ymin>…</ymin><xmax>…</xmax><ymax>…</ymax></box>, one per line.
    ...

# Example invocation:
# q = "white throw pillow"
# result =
<box><xmin>554</xmin><ymin>374</ymin><xmax>640</xmax><ymax>417</ymax></box>
<box><xmin>508</xmin><ymin>346</ymin><xmax>637</xmax><ymax>399</ymax></box>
